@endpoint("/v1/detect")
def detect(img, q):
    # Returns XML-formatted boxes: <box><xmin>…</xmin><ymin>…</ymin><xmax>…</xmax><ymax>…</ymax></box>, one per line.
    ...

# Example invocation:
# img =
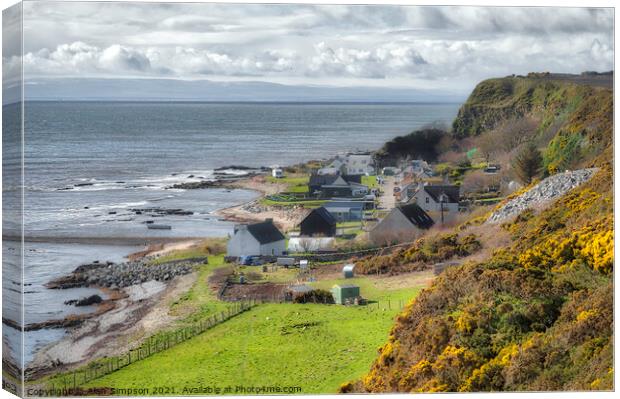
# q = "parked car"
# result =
<box><xmin>239</xmin><ymin>255</ymin><xmax>264</xmax><ymax>266</ymax></box>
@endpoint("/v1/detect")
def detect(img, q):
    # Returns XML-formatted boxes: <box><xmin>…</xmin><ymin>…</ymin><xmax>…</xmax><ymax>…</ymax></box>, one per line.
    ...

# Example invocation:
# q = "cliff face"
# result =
<box><xmin>354</xmin><ymin>75</ymin><xmax>614</xmax><ymax>393</ymax></box>
<box><xmin>452</xmin><ymin>75</ymin><xmax>612</xmax><ymax>161</ymax></box>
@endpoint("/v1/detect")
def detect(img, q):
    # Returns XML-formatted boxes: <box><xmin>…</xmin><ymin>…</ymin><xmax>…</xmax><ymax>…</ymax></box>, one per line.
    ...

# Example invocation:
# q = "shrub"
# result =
<box><xmin>293</xmin><ymin>289</ymin><xmax>335</xmax><ymax>304</ymax></box>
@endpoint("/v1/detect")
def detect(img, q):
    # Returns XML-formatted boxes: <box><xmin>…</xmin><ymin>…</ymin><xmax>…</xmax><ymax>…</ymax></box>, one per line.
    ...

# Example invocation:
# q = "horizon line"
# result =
<box><xmin>4</xmin><ymin>99</ymin><xmax>463</xmax><ymax>106</ymax></box>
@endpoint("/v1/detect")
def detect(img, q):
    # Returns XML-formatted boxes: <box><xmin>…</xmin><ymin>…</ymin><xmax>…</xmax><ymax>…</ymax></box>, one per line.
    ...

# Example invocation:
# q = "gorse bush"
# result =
<box><xmin>355</xmin><ymin>233</ymin><xmax>482</xmax><ymax>275</ymax></box>
<box><xmin>352</xmin><ymin>76</ymin><xmax>613</xmax><ymax>393</ymax></box>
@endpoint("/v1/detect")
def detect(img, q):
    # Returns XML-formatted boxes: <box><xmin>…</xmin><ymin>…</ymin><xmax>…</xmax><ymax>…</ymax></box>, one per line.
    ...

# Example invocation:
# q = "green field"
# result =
<box><xmin>41</xmin><ymin>243</ymin><xmax>430</xmax><ymax>395</ymax></box>
<box><xmin>259</xmin><ymin>197</ymin><xmax>325</xmax><ymax>208</ymax></box>
<box><xmin>82</xmin><ymin>302</ymin><xmax>413</xmax><ymax>394</ymax></box>
<box><xmin>265</xmin><ymin>175</ymin><xmax>309</xmax><ymax>193</ymax></box>
<box><xmin>361</xmin><ymin>175</ymin><xmax>379</xmax><ymax>190</ymax></box>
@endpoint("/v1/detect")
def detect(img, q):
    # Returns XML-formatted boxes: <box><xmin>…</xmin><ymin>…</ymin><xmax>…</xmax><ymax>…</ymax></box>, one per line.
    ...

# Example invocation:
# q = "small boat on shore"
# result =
<box><xmin>147</xmin><ymin>224</ymin><xmax>172</xmax><ymax>230</ymax></box>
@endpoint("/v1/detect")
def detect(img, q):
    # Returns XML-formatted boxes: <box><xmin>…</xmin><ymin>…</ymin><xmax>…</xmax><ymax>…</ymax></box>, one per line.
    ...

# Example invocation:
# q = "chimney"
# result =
<box><xmin>234</xmin><ymin>224</ymin><xmax>248</xmax><ymax>234</ymax></box>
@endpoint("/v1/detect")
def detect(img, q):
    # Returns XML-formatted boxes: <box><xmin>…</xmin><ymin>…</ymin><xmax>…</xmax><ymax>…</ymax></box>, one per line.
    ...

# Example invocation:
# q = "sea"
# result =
<box><xmin>2</xmin><ymin>101</ymin><xmax>459</xmax><ymax>366</ymax></box>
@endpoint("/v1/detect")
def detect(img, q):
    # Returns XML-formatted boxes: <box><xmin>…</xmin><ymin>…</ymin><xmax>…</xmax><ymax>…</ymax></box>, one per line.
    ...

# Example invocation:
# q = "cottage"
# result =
<box><xmin>308</xmin><ymin>173</ymin><xmax>346</xmax><ymax>195</ymax></box>
<box><xmin>323</xmin><ymin>201</ymin><xmax>364</xmax><ymax>222</ymax></box>
<box><xmin>299</xmin><ymin>207</ymin><xmax>337</xmax><ymax>237</ymax></box>
<box><xmin>413</xmin><ymin>184</ymin><xmax>460</xmax><ymax>223</ymax></box>
<box><xmin>317</xmin><ymin>159</ymin><xmax>345</xmax><ymax>175</ymax></box>
<box><xmin>369</xmin><ymin>203</ymin><xmax>434</xmax><ymax>245</ymax></box>
<box><xmin>337</xmin><ymin>153</ymin><xmax>375</xmax><ymax>176</ymax></box>
<box><xmin>227</xmin><ymin>219</ymin><xmax>286</xmax><ymax>257</ymax></box>
<box><xmin>308</xmin><ymin>173</ymin><xmax>368</xmax><ymax>198</ymax></box>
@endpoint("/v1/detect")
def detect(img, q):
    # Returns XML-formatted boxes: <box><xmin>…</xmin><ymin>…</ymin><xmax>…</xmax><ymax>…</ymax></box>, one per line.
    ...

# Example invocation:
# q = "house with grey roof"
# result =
<box><xmin>412</xmin><ymin>184</ymin><xmax>460</xmax><ymax>223</ymax></box>
<box><xmin>227</xmin><ymin>219</ymin><xmax>286</xmax><ymax>257</ymax></box>
<box><xmin>299</xmin><ymin>207</ymin><xmax>337</xmax><ymax>237</ymax></box>
<box><xmin>308</xmin><ymin>173</ymin><xmax>369</xmax><ymax>198</ymax></box>
<box><xmin>369</xmin><ymin>203</ymin><xmax>434</xmax><ymax>245</ymax></box>
<box><xmin>323</xmin><ymin>201</ymin><xmax>364</xmax><ymax>222</ymax></box>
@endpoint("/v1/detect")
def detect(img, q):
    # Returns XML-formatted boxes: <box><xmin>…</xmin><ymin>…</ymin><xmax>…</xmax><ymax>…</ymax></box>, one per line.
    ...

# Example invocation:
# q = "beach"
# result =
<box><xmin>215</xmin><ymin>174</ymin><xmax>309</xmax><ymax>231</ymax></box>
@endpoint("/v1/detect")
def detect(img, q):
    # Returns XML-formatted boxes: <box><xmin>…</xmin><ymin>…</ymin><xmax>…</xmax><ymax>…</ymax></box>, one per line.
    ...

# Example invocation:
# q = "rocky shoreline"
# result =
<box><xmin>10</xmin><ymin>256</ymin><xmax>209</xmax><ymax>332</ymax></box>
<box><xmin>46</xmin><ymin>257</ymin><xmax>207</xmax><ymax>290</ymax></box>
<box><xmin>166</xmin><ymin>167</ymin><xmax>267</xmax><ymax>190</ymax></box>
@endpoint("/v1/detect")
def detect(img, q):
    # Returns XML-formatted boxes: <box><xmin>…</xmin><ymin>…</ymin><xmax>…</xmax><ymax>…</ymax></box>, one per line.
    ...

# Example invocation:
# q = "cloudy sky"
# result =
<box><xmin>5</xmin><ymin>1</ymin><xmax>615</xmax><ymax>100</ymax></box>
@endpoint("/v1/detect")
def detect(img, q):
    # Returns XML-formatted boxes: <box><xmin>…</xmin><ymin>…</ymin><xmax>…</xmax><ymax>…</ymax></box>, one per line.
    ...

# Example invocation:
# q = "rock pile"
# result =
<box><xmin>47</xmin><ymin>257</ymin><xmax>206</xmax><ymax>290</ymax></box>
<box><xmin>241</xmin><ymin>201</ymin><xmax>267</xmax><ymax>214</ymax></box>
<box><xmin>486</xmin><ymin>168</ymin><xmax>598</xmax><ymax>224</ymax></box>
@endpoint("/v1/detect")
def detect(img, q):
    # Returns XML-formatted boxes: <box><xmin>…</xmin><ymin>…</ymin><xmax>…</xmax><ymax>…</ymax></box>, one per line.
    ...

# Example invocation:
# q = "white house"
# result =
<box><xmin>401</xmin><ymin>160</ymin><xmax>433</xmax><ymax>180</ymax></box>
<box><xmin>331</xmin><ymin>153</ymin><xmax>375</xmax><ymax>176</ymax></box>
<box><xmin>318</xmin><ymin>159</ymin><xmax>345</xmax><ymax>175</ymax></box>
<box><xmin>413</xmin><ymin>184</ymin><xmax>460</xmax><ymax>223</ymax></box>
<box><xmin>227</xmin><ymin>219</ymin><xmax>286</xmax><ymax>257</ymax></box>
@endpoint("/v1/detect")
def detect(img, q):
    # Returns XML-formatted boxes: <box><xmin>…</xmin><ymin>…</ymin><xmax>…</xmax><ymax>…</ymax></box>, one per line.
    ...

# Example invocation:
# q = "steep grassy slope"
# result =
<box><xmin>452</xmin><ymin>74</ymin><xmax>612</xmax><ymax>141</ymax></box>
<box><xmin>353</xmin><ymin>75</ymin><xmax>613</xmax><ymax>392</ymax></box>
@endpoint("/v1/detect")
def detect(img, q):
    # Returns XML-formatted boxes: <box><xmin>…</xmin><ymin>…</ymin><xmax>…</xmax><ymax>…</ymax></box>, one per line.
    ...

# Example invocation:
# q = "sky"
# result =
<box><xmin>2</xmin><ymin>1</ymin><xmax>615</xmax><ymax>101</ymax></box>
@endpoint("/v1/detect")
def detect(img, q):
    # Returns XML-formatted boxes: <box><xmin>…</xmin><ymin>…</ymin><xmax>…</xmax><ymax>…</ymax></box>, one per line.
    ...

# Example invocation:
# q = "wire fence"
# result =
<box><xmin>49</xmin><ymin>296</ymin><xmax>407</xmax><ymax>391</ymax></box>
<box><xmin>240</xmin><ymin>293</ymin><xmax>408</xmax><ymax>312</ymax></box>
<box><xmin>51</xmin><ymin>300</ymin><xmax>255</xmax><ymax>390</ymax></box>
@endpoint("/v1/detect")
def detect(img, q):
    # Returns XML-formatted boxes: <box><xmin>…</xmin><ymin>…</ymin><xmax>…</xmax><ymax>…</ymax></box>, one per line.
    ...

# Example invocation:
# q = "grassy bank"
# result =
<box><xmin>81</xmin><ymin>302</ymin><xmax>414</xmax><ymax>394</ymax></box>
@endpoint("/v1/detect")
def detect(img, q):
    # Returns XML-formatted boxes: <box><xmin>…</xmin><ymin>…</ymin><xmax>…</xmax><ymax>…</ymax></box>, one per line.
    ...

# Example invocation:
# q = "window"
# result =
<box><xmin>425</xmin><ymin>197</ymin><xmax>429</xmax><ymax>204</ymax></box>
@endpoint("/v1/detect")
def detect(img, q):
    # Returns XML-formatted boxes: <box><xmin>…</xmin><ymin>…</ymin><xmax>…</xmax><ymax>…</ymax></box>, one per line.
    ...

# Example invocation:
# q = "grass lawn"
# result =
<box><xmin>336</xmin><ymin>221</ymin><xmax>365</xmax><ymax>239</ymax></box>
<box><xmin>168</xmin><ymin>255</ymin><xmax>232</xmax><ymax>323</ymax></box>
<box><xmin>81</xmin><ymin>301</ymin><xmax>415</xmax><ymax>394</ymax></box>
<box><xmin>149</xmin><ymin>238</ymin><xmax>225</xmax><ymax>265</ymax></box>
<box><xmin>259</xmin><ymin>198</ymin><xmax>326</xmax><ymax>208</ymax></box>
<box><xmin>72</xmin><ymin>268</ymin><xmax>429</xmax><ymax>395</ymax></box>
<box><xmin>361</xmin><ymin>175</ymin><xmax>379</xmax><ymax>190</ymax></box>
<box><xmin>309</xmin><ymin>273</ymin><xmax>428</xmax><ymax>305</ymax></box>
<box><xmin>265</xmin><ymin>175</ymin><xmax>309</xmax><ymax>193</ymax></box>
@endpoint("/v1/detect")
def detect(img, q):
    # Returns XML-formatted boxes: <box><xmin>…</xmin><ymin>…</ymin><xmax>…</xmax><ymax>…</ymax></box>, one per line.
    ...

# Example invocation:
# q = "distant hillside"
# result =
<box><xmin>373</xmin><ymin>72</ymin><xmax>612</xmax><ymax>174</ymax></box>
<box><xmin>349</xmin><ymin>73</ymin><xmax>614</xmax><ymax>393</ymax></box>
<box><xmin>452</xmin><ymin>71</ymin><xmax>612</xmax><ymax>139</ymax></box>
<box><xmin>20</xmin><ymin>78</ymin><xmax>464</xmax><ymax>104</ymax></box>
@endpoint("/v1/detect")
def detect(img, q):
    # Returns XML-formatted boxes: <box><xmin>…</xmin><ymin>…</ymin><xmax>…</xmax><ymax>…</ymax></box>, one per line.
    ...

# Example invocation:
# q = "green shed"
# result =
<box><xmin>331</xmin><ymin>284</ymin><xmax>360</xmax><ymax>305</ymax></box>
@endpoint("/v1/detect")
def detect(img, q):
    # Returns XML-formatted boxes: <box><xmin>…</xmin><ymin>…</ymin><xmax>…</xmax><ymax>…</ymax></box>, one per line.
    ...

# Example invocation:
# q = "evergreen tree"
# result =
<box><xmin>512</xmin><ymin>141</ymin><xmax>542</xmax><ymax>184</ymax></box>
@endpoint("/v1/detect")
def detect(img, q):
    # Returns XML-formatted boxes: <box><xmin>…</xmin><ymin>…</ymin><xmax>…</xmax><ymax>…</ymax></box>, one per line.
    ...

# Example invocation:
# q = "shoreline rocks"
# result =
<box><xmin>167</xmin><ymin>181</ymin><xmax>222</xmax><ymax>190</ymax></box>
<box><xmin>46</xmin><ymin>257</ymin><xmax>207</xmax><ymax>290</ymax></box>
<box><xmin>129</xmin><ymin>207</ymin><xmax>193</xmax><ymax>216</ymax></box>
<box><xmin>65</xmin><ymin>294</ymin><xmax>103</xmax><ymax>307</ymax></box>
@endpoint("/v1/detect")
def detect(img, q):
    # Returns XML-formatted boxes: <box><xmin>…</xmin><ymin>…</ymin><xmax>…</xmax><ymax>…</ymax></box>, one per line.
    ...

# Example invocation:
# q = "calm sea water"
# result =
<box><xmin>2</xmin><ymin>101</ymin><xmax>459</xmax><ymax>365</ymax></box>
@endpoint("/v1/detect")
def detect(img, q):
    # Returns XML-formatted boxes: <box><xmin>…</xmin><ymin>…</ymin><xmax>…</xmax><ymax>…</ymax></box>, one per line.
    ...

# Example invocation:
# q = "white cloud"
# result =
<box><xmin>13</xmin><ymin>2</ymin><xmax>614</xmax><ymax>90</ymax></box>
<box><xmin>20</xmin><ymin>42</ymin><xmax>152</xmax><ymax>76</ymax></box>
